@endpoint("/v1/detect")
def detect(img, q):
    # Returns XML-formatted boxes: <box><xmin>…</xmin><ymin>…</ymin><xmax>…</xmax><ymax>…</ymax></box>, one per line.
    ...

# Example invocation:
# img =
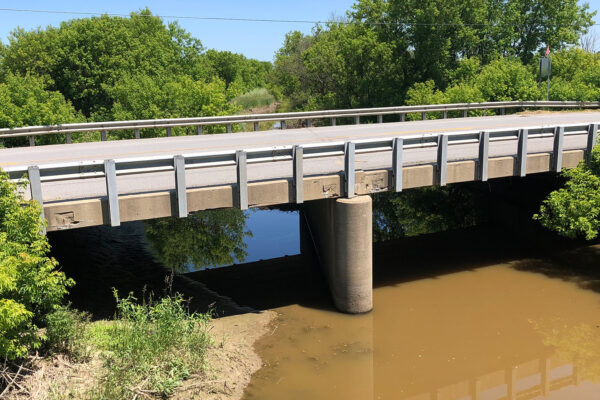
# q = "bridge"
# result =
<box><xmin>1</xmin><ymin>101</ymin><xmax>599</xmax><ymax>313</ymax></box>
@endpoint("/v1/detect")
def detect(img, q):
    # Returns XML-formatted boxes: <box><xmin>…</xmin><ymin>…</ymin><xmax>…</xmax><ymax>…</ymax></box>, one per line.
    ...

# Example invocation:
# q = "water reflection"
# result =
<box><xmin>144</xmin><ymin>208</ymin><xmax>300</xmax><ymax>272</ymax></box>
<box><xmin>144</xmin><ymin>208</ymin><xmax>250</xmax><ymax>272</ymax></box>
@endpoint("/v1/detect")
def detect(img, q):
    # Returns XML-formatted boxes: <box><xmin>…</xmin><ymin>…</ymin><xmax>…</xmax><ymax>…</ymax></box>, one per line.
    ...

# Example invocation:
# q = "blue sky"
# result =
<box><xmin>0</xmin><ymin>0</ymin><xmax>356</xmax><ymax>61</ymax></box>
<box><xmin>0</xmin><ymin>0</ymin><xmax>598</xmax><ymax>61</ymax></box>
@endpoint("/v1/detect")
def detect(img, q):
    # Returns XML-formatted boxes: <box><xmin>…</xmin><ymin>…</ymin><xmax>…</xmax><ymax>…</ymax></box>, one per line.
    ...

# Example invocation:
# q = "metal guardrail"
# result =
<box><xmin>5</xmin><ymin>122</ymin><xmax>599</xmax><ymax>230</ymax></box>
<box><xmin>0</xmin><ymin>100</ymin><xmax>599</xmax><ymax>146</ymax></box>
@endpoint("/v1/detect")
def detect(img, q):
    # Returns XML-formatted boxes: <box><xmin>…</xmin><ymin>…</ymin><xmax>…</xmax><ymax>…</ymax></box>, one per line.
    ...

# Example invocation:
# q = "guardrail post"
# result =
<box><xmin>516</xmin><ymin>129</ymin><xmax>528</xmax><ymax>177</ymax></box>
<box><xmin>345</xmin><ymin>142</ymin><xmax>355</xmax><ymax>198</ymax></box>
<box><xmin>253</xmin><ymin>122</ymin><xmax>259</xmax><ymax>131</ymax></box>
<box><xmin>392</xmin><ymin>137</ymin><xmax>403</xmax><ymax>192</ymax></box>
<box><xmin>462</xmin><ymin>109</ymin><xmax>468</xmax><ymax>118</ymax></box>
<box><xmin>552</xmin><ymin>126</ymin><xmax>564</xmax><ymax>172</ymax></box>
<box><xmin>421</xmin><ymin>112</ymin><xmax>426</xmax><ymax>120</ymax></box>
<box><xmin>28</xmin><ymin>136</ymin><xmax>35</xmax><ymax>147</ymax></box>
<box><xmin>331</xmin><ymin>117</ymin><xmax>336</xmax><ymax>126</ymax></box>
<box><xmin>174</xmin><ymin>155</ymin><xmax>188</xmax><ymax>218</ymax></box>
<box><xmin>377</xmin><ymin>115</ymin><xmax>383</xmax><ymax>124</ymax></box>
<box><xmin>499</xmin><ymin>108</ymin><xmax>505</xmax><ymax>115</ymax></box>
<box><xmin>479</xmin><ymin>131</ymin><xmax>489</xmax><ymax>182</ymax></box>
<box><xmin>135</xmin><ymin>128</ymin><xmax>141</xmax><ymax>139</ymax></box>
<box><xmin>280</xmin><ymin>121</ymin><xmax>286</xmax><ymax>130</ymax></box>
<box><xmin>236</xmin><ymin>150</ymin><xmax>248</xmax><ymax>210</ymax></box>
<box><xmin>101</xmin><ymin>130</ymin><xmax>107</xmax><ymax>141</ymax></box>
<box><xmin>104</xmin><ymin>159</ymin><xmax>120</xmax><ymax>227</ymax></box>
<box><xmin>196</xmin><ymin>126</ymin><xmax>202</xmax><ymax>135</ymax></box>
<box><xmin>306</xmin><ymin>119</ymin><xmax>312</xmax><ymax>127</ymax></box>
<box><xmin>586</xmin><ymin>124</ymin><xmax>598</xmax><ymax>163</ymax></box>
<box><xmin>442</xmin><ymin>110</ymin><xmax>448</xmax><ymax>119</ymax></box>
<box><xmin>226</xmin><ymin>124</ymin><xmax>232</xmax><ymax>133</ymax></box>
<box><xmin>293</xmin><ymin>145</ymin><xmax>303</xmax><ymax>204</ymax></box>
<box><xmin>66</xmin><ymin>133</ymin><xmax>72</xmax><ymax>144</ymax></box>
<box><xmin>354</xmin><ymin>116</ymin><xmax>360</xmax><ymax>125</ymax></box>
<box><xmin>166</xmin><ymin>127</ymin><xmax>172</xmax><ymax>137</ymax></box>
<box><xmin>27</xmin><ymin>166</ymin><xmax>45</xmax><ymax>234</ymax></box>
<box><xmin>437</xmin><ymin>135</ymin><xmax>448</xmax><ymax>186</ymax></box>
<box><xmin>399</xmin><ymin>113</ymin><xmax>405</xmax><ymax>122</ymax></box>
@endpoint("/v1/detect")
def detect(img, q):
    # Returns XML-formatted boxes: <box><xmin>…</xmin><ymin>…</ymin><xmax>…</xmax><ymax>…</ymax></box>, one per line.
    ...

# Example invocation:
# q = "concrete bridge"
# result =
<box><xmin>1</xmin><ymin>102</ymin><xmax>599</xmax><ymax>313</ymax></box>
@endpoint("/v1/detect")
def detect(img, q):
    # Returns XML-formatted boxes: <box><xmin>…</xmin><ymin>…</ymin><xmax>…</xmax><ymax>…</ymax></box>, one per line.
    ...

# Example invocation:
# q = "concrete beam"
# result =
<box><xmin>42</xmin><ymin>150</ymin><xmax>584</xmax><ymax>231</ymax></box>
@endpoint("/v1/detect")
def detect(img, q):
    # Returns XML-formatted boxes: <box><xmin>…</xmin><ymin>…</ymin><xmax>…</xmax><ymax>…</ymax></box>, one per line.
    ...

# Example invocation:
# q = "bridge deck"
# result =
<box><xmin>1</xmin><ymin>111</ymin><xmax>599</xmax><ymax>231</ymax></box>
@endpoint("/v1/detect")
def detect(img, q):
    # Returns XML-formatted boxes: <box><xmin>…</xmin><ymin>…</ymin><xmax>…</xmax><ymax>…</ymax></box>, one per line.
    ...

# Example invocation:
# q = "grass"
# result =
<box><xmin>44</xmin><ymin>288</ymin><xmax>212</xmax><ymax>399</ymax></box>
<box><xmin>233</xmin><ymin>88</ymin><xmax>275</xmax><ymax>110</ymax></box>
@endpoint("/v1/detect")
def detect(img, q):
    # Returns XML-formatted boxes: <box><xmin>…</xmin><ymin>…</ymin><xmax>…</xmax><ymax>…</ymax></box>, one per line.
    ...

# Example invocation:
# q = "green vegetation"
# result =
<box><xmin>0</xmin><ymin>171</ymin><xmax>73</xmax><ymax>360</ymax></box>
<box><xmin>234</xmin><ymin>88</ymin><xmax>276</xmax><ymax>110</ymax></box>
<box><xmin>0</xmin><ymin>8</ymin><xmax>276</xmax><ymax>142</ymax></box>
<box><xmin>535</xmin><ymin>146</ymin><xmax>600</xmax><ymax>240</ymax></box>
<box><xmin>272</xmin><ymin>0</ymin><xmax>595</xmax><ymax>111</ymax></box>
<box><xmin>43</xmin><ymin>290</ymin><xmax>211</xmax><ymax>399</ymax></box>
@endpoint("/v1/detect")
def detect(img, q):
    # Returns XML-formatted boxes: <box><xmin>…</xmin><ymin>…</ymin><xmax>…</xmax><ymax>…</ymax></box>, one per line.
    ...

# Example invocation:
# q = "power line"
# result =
<box><xmin>0</xmin><ymin>7</ymin><xmax>598</xmax><ymax>27</ymax></box>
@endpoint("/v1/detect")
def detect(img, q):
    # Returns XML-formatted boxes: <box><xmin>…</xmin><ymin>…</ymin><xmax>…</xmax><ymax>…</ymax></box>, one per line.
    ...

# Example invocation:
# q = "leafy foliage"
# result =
<box><xmin>0</xmin><ymin>171</ymin><xmax>73</xmax><ymax>360</ymax></box>
<box><xmin>0</xmin><ymin>74</ymin><xmax>82</xmax><ymax>147</ymax></box>
<box><xmin>534</xmin><ymin>146</ymin><xmax>600</xmax><ymax>240</ymax></box>
<box><xmin>273</xmin><ymin>0</ymin><xmax>595</xmax><ymax>111</ymax></box>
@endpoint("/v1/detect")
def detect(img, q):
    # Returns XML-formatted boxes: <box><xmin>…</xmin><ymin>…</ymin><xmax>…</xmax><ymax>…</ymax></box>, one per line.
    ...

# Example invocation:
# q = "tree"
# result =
<box><xmin>0</xmin><ymin>171</ymin><xmax>73</xmax><ymax>360</ymax></box>
<box><xmin>0</xmin><ymin>74</ymin><xmax>83</xmax><ymax>147</ymax></box>
<box><xmin>0</xmin><ymin>9</ymin><xmax>205</xmax><ymax>119</ymax></box>
<box><xmin>534</xmin><ymin>145</ymin><xmax>600</xmax><ymax>240</ymax></box>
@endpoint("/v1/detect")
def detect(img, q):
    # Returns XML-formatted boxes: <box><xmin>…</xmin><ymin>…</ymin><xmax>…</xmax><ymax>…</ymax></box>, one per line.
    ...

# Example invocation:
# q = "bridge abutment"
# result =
<box><xmin>303</xmin><ymin>195</ymin><xmax>373</xmax><ymax>314</ymax></box>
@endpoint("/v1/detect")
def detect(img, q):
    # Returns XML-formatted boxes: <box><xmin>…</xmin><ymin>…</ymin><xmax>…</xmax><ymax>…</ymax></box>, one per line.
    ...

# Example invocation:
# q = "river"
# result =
<box><xmin>47</xmin><ymin>196</ymin><xmax>600</xmax><ymax>399</ymax></box>
<box><xmin>186</xmin><ymin>209</ymin><xmax>600</xmax><ymax>400</ymax></box>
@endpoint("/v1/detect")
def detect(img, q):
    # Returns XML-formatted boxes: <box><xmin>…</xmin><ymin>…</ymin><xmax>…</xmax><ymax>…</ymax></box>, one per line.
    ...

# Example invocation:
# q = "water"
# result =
<box><xmin>243</xmin><ymin>257</ymin><xmax>600</xmax><ymax>400</ymax></box>
<box><xmin>46</xmin><ymin>196</ymin><xmax>600</xmax><ymax>399</ymax></box>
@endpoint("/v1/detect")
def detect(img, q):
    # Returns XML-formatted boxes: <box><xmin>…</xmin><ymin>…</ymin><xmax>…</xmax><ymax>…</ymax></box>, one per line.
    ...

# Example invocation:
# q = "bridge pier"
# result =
<box><xmin>303</xmin><ymin>195</ymin><xmax>373</xmax><ymax>314</ymax></box>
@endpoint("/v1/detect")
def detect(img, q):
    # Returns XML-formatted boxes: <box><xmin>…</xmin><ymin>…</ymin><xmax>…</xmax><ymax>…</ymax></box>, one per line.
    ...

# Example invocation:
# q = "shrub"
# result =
<box><xmin>534</xmin><ymin>146</ymin><xmax>600</xmax><ymax>240</ymax></box>
<box><xmin>45</xmin><ymin>305</ymin><xmax>90</xmax><ymax>360</ymax></box>
<box><xmin>0</xmin><ymin>170</ymin><xmax>73</xmax><ymax>360</ymax></box>
<box><xmin>233</xmin><ymin>87</ymin><xmax>276</xmax><ymax>110</ymax></box>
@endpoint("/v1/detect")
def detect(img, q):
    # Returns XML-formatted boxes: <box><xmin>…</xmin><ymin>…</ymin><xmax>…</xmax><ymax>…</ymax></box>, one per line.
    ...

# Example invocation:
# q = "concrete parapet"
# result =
<box><xmin>304</xmin><ymin>195</ymin><xmax>373</xmax><ymax>313</ymax></box>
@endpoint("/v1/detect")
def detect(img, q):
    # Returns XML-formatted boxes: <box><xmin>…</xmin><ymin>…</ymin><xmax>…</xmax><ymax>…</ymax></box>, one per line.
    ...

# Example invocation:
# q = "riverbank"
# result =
<box><xmin>6</xmin><ymin>309</ymin><xmax>276</xmax><ymax>400</ymax></box>
<box><xmin>1</xmin><ymin>221</ymin><xmax>279</xmax><ymax>399</ymax></box>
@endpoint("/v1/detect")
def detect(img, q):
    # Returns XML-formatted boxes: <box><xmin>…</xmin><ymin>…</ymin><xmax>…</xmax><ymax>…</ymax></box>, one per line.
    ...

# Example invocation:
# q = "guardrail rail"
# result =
<box><xmin>0</xmin><ymin>100</ymin><xmax>599</xmax><ymax>147</ymax></box>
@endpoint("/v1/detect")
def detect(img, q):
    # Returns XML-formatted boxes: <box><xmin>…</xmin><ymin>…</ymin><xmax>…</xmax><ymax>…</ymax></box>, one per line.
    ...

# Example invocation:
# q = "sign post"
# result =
<box><xmin>539</xmin><ymin>46</ymin><xmax>551</xmax><ymax>101</ymax></box>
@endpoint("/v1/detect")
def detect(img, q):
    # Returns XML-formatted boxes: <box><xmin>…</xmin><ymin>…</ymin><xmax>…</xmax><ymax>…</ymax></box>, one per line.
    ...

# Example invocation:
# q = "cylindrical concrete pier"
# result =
<box><xmin>303</xmin><ymin>195</ymin><xmax>373</xmax><ymax>313</ymax></box>
<box><xmin>332</xmin><ymin>196</ymin><xmax>372</xmax><ymax>313</ymax></box>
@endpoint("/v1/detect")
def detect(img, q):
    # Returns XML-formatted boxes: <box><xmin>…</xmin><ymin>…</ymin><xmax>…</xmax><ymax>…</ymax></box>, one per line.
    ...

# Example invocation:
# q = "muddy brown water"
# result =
<box><xmin>243</xmin><ymin>261</ymin><xmax>600</xmax><ymax>400</ymax></box>
<box><xmin>236</xmin><ymin>234</ymin><xmax>600</xmax><ymax>399</ymax></box>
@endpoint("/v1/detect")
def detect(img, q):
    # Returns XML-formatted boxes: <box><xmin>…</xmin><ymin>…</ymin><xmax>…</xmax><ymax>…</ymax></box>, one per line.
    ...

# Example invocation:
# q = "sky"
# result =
<box><xmin>0</xmin><ymin>0</ymin><xmax>356</xmax><ymax>61</ymax></box>
<box><xmin>0</xmin><ymin>0</ymin><xmax>598</xmax><ymax>61</ymax></box>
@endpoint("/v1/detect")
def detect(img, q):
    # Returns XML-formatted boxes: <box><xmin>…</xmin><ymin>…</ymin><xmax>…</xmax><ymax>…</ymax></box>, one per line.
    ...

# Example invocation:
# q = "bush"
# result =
<box><xmin>534</xmin><ymin>145</ymin><xmax>600</xmax><ymax>240</ymax></box>
<box><xmin>0</xmin><ymin>170</ymin><xmax>73</xmax><ymax>360</ymax></box>
<box><xmin>45</xmin><ymin>305</ymin><xmax>90</xmax><ymax>360</ymax></box>
<box><xmin>233</xmin><ymin>87</ymin><xmax>276</xmax><ymax>110</ymax></box>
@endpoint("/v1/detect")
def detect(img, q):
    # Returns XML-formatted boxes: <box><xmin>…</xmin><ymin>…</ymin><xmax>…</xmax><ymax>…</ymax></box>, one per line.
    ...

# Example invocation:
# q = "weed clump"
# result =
<box><xmin>86</xmin><ymin>290</ymin><xmax>211</xmax><ymax>399</ymax></box>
